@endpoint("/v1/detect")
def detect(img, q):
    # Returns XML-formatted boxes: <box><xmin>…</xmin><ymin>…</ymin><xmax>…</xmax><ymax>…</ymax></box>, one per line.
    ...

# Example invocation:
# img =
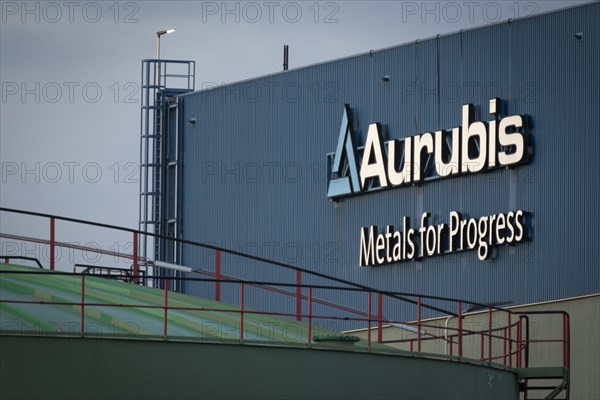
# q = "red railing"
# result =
<box><xmin>0</xmin><ymin>207</ymin><xmax>570</xmax><ymax>371</ymax></box>
<box><xmin>0</xmin><ymin>267</ymin><xmax>571</xmax><ymax>373</ymax></box>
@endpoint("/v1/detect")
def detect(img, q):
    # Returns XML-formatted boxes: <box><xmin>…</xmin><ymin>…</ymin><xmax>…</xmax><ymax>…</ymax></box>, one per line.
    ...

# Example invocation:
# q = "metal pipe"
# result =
<box><xmin>154</xmin><ymin>260</ymin><xmax>192</xmax><ymax>273</ymax></box>
<box><xmin>444</xmin><ymin>315</ymin><xmax>454</xmax><ymax>355</ymax></box>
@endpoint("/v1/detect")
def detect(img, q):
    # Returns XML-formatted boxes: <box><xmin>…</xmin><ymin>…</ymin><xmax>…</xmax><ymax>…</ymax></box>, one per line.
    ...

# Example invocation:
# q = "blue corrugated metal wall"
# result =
<box><xmin>176</xmin><ymin>3</ymin><xmax>599</xmax><ymax>323</ymax></box>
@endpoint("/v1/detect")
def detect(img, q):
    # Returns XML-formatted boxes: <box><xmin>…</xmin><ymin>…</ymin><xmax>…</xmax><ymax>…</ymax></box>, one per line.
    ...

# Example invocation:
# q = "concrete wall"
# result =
<box><xmin>0</xmin><ymin>336</ymin><xmax>518</xmax><ymax>399</ymax></box>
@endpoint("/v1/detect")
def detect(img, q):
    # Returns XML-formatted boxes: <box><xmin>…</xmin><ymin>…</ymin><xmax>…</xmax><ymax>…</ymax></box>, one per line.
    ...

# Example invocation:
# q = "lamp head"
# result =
<box><xmin>157</xmin><ymin>28</ymin><xmax>176</xmax><ymax>37</ymax></box>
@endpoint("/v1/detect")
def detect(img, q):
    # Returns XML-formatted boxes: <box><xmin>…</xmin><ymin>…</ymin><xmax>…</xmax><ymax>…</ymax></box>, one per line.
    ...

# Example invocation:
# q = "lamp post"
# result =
<box><xmin>152</xmin><ymin>28</ymin><xmax>175</xmax><ymax>289</ymax></box>
<box><xmin>156</xmin><ymin>28</ymin><xmax>175</xmax><ymax>86</ymax></box>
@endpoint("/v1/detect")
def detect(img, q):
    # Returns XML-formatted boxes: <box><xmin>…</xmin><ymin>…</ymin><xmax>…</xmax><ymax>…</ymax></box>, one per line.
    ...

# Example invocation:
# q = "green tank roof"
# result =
<box><xmin>0</xmin><ymin>263</ymin><xmax>377</xmax><ymax>347</ymax></box>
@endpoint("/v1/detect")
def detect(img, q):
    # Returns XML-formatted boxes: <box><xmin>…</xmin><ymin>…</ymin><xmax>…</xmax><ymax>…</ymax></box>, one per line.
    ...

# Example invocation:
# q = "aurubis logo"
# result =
<box><xmin>327</xmin><ymin>98</ymin><xmax>530</xmax><ymax>199</ymax></box>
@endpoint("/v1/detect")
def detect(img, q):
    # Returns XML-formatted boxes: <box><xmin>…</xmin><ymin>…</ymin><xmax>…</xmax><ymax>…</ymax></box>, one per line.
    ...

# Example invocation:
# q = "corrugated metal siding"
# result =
<box><xmin>177</xmin><ymin>3</ymin><xmax>599</xmax><ymax>321</ymax></box>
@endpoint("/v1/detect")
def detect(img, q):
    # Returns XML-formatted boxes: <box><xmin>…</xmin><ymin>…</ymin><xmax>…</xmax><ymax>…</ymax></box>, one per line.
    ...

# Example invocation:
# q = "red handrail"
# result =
<box><xmin>0</xmin><ymin>267</ymin><xmax>570</xmax><ymax>374</ymax></box>
<box><xmin>0</xmin><ymin>207</ymin><xmax>571</xmax><ymax>374</ymax></box>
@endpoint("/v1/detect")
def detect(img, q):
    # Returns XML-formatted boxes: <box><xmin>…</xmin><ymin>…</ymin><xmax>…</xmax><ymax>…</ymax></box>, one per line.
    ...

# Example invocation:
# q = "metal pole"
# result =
<box><xmin>307</xmin><ymin>287</ymin><xmax>312</xmax><ymax>346</ymax></box>
<box><xmin>517</xmin><ymin>318</ymin><xmax>522</xmax><ymax>368</ymax></box>
<box><xmin>50</xmin><ymin>217</ymin><xmax>55</xmax><ymax>270</ymax></box>
<box><xmin>564</xmin><ymin>313</ymin><xmax>570</xmax><ymax>400</ymax></box>
<box><xmin>488</xmin><ymin>307</ymin><xmax>492</xmax><ymax>361</ymax></box>
<box><xmin>215</xmin><ymin>250</ymin><xmax>221</xmax><ymax>301</ymax></box>
<box><xmin>367</xmin><ymin>291</ymin><xmax>372</xmax><ymax>348</ymax></box>
<box><xmin>157</xmin><ymin>35</ymin><xmax>160</xmax><ymax>60</ymax></box>
<box><xmin>458</xmin><ymin>302</ymin><xmax>463</xmax><ymax>357</ymax></box>
<box><xmin>133</xmin><ymin>232</ymin><xmax>138</xmax><ymax>284</ymax></box>
<box><xmin>296</xmin><ymin>271</ymin><xmax>302</xmax><ymax>321</ymax></box>
<box><xmin>480</xmin><ymin>334</ymin><xmax>484</xmax><ymax>361</ymax></box>
<box><xmin>377</xmin><ymin>292</ymin><xmax>383</xmax><ymax>344</ymax></box>
<box><xmin>239</xmin><ymin>283</ymin><xmax>244</xmax><ymax>342</ymax></box>
<box><xmin>156</xmin><ymin>35</ymin><xmax>161</xmax><ymax>87</ymax></box>
<box><xmin>508</xmin><ymin>313</ymin><xmax>512</xmax><ymax>366</ymax></box>
<box><xmin>417</xmin><ymin>296</ymin><xmax>421</xmax><ymax>352</ymax></box>
<box><xmin>80</xmin><ymin>273</ymin><xmax>85</xmax><ymax>336</ymax></box>
<box><xmin>503</xmin><ymin>328</ymin><xmax>507</xmax><ymax>366</ymax></box>
<box><xmin>163</xmin><ymin>277</ymin><xmax>168</xmax><ymax>337</ymax></box>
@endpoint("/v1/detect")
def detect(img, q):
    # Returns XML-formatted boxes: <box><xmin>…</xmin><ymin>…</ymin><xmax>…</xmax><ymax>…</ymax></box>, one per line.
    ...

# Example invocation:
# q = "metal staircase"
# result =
<box><xmin>139</xmin><ymin>59</ymin><xmax>195</xmax><ymax>286</ymax></box>
<box><xmin>518</xmin><ymin>367</ymin><xmax>570</xmax><ymax>400</ymax></box>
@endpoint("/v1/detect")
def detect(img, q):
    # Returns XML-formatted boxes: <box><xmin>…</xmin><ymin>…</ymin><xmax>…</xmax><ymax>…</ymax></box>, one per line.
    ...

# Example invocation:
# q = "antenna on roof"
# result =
<box><xmin>283</xmin><ymin>45</ymin><xmax>289</xmax><ymax>71</ymax></box>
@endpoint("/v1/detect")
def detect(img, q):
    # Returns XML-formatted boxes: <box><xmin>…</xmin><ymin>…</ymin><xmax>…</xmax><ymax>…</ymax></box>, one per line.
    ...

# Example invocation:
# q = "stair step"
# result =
<box><xmin>517</xmin><ymin>367</ymin><xmax>568</xmax><ymax>379</ymax></box>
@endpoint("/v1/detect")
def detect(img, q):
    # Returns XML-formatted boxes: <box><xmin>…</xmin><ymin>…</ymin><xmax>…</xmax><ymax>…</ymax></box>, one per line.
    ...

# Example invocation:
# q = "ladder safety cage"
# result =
<box><xmin>139</xmin><ymin>59</ymin><xmax>195</xmax><ymax>288</ymax></box>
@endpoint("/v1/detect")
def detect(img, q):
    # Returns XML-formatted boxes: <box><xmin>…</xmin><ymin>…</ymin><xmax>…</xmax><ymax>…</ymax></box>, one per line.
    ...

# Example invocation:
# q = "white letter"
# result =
<box><xmin>360</xmin><ymin>123</ymin><xmax>388</xmax><ymax>189</ymax></box>
<box><xmin>498</xmin><ymin>115</ymin><xmax>525</xmax><ymax>166</ymax></box>
<box><xmin>387</xmin><ymin>137</ymin><xmax>412</xmax><ymax>186</ymax></box>
<box><xmin>461</xmin><ymin>104</ymin><xmax>488</xmax><ymax>173</ymax></box>
<box><xmin>360</xmin><ymin>226</ymin><xmax>376</xmax><ymax>266</ymax></box>
<box><xmin>413</xmin><ymin>132</ymin><xmax>434</xmax><ymax>182</ymax></box>
<box><xmin>434</xmin><ymin>128</ymin><xmax>459</xmax><ymax>177</ymax></box>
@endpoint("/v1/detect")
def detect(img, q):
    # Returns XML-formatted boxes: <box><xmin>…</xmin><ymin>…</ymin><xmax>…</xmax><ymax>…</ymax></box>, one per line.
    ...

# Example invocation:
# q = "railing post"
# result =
<box><xmin>417</xmin><ymin>296</ymin><xmax>421</xmax><ymax>352</ymax></box>
<box><xmin>296</xmin><ymin>271</ymin><xmax>302</xmax><ymax>321</ymax></box>
<box><xmin>215</xmin><ymin>250</ymin><xmax>221</xmax><ymax>302</ymax></box>
<box><xmin>516</xmin><ymin>318</ymin><xmax>522</xmax><ymax>368</ymax></box>
<box><xmin>488</xmin><ymin>307</ymin><xmax>492</xmax><ymax>361</ymax></box>
<box><xmin>524</xmin><ymin>316</ymin><xmax>530</xmax><ymax>368</ymax></box>
<box><xmin>3</xmin><ymin>257</ymin><xmax>9</xmax><ymax>264</ymax></box>
<box><xmin>50</xmin><ymin>217</ymin><xmax>55</xmax><ymax>270</ymax></box>
<box><xmin>458</xmin><ymin>301</ymin><xmax>463</xmax><ymax>358</ymax></box>
<box><xmin>508</xmin><ymin>313</ymin><xmax>512</xmax><ymax>366</ymax></box>
<box><xmin>239</xmin><ymin>283</ymin><xmax>244</xmax><ymax>342</ymax></box>
<box><xmin>503</xmin><ymin>327</ymin><xmax>507</xmax><ymax>366</ymax></box>
<box><xmin>367</xmin><ymin>291</ymin><xmax>372</xmax><ymax>348</ymax></box>
<box><xmin>563</xmin><ymin>313</ymin><xmax>570</xmax><ymax>369</ymax></box>
<box><xmin>564</xmin><ymin>313</ymin><xmax>571</xmax><ymax>400</ymax></box>
<box><xmin>377</xmin><ymin>292</ymin><xmax>383</xmax><ymax>344</ymax></box>
<box><xmin>163</xmin><ymin>277</ymin><xmax>168</xmax><ymax>337</ymax></box>
<box><xmin>80</xmin><ymin>273</ymin><xmax>85</xmax><ymax>336</ymax></box>
<box><xmin>133</xmin><ymin>231</ymin><xmax>138</xmax><ymax>284</ymax></box>
<box><xmin>480</xmin><ymin>333</ymin><xmax>484</xmax><ymax>361</ymax></box>
<box><xmin>563</xmin><ymin>313</ymin><xmax>571</xmax><ymax>368</ymax></box>
<box><xmin>307</xmin><ymin>287</ymin><xmax>312</xmax><ymax>346</ymax></box>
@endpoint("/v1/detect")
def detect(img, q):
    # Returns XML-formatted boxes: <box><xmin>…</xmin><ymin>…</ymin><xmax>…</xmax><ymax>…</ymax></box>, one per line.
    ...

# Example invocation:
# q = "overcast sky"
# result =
<box><xmin>0</xmin><ymin>0</ymin><xmax>589</xmax><ymax>269</ymax></box>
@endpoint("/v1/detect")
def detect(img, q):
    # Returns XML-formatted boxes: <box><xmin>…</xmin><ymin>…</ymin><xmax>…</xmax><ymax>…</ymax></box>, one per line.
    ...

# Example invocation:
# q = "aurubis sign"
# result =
<box><xmin>325</xmin><ymin>99</ymin><xmax>533</xmax><ymax>266</ymax></box>
<box><xmin>327</xmin><ymin>98</ymin><xmax>530</xmax><ymax>199</ymax></box>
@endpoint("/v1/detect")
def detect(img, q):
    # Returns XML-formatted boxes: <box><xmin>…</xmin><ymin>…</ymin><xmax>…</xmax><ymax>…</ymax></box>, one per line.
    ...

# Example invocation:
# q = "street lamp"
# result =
<box><xmin>156</xmin><ymin>28</ymin><xmax>175</xmax><ymax>87</ymax></box>
<box><xmin>156</xmin><ymin>28</ymin><xmax>175</xmax><ymax>60</ymax></box>
<box><xmin>151</xmin><ymin>28</ymin><xmax>175</xmax><ymax>287</ymax></box>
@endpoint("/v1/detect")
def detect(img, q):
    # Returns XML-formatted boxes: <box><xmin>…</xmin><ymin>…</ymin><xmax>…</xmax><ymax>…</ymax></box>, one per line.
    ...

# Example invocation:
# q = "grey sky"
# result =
<box><xmin>0</xmin><ymin>0</ymin><xmax>589</xmax><ymax>269</ymax></box>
